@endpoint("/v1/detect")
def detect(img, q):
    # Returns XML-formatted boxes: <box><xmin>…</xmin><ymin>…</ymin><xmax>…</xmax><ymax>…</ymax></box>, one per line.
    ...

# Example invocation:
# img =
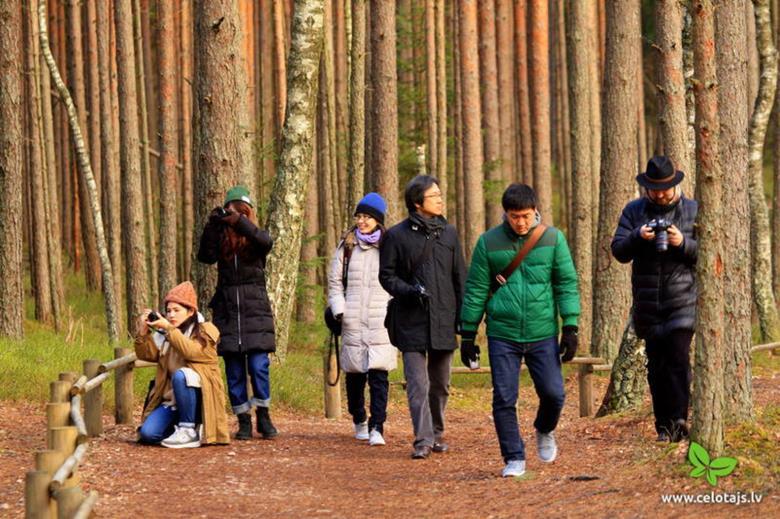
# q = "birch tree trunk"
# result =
<box><xmin>717</xmin><ymin>0</ymin><xmax>753</xmax><ymax>422</ymax></box>
<box><xmin>596</xmin><ymin>319</ymin><xmax>646</xmax><ymax>416</ymax></box>
<box><xmin>691</xmin><ymin>0</ymin><xmax>725</xmax><ymax>456</ymax></box>
<box><xmin>265</xmin><ymin>0</ymin><xmax>324</xmax><ymax>362</ymax></box>
<box><xmin>40</xmin><ymin>1</ymin><xmax>120</xmax><ymax>343</ymax></box>
<box><xmin>747</xmin><ymin>0</ymin><xmax>780</xmax><ymax>343</ymax></box>
<box><xmin>0</xmin><ymin>0</ymin><xmax>25</xmax><ymax>338</ymax></box>
<box><xmin>592</xmin><ymin>0</ymin><xmax>641</xmax><ymax>363</ymax></box>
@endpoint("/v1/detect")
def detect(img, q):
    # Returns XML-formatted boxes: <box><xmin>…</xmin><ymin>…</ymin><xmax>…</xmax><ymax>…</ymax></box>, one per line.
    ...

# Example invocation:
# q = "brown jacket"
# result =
<box><xmin>135</xmin><ymin>322</ymin><xmax>230</xmax><ymax>445</ymax></box>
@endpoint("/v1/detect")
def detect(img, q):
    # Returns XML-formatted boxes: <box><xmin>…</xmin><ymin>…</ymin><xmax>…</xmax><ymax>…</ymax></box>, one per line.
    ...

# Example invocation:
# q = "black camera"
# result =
<box><xmin>648</xmin><ymin>218</ymin><xmax>672</xmax><ymax>252</ymax></box>
<box><xmin>215</xmin><ymin>206</ymin><xmax>229</xmax><ymax>218</ymax></box>
<box><xmin>147</xmin><ymin>311</ymin><xmax>160</xmax><ymax>322</ymax></box>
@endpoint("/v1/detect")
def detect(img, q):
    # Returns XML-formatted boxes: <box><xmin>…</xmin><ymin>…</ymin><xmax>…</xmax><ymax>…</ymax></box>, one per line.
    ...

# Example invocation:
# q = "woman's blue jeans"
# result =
<box><xmin>223</xmin><ymin>352</ymin><xmax>271</xmax><ymax>414</ymax></box>
<box><xmin>138</xmin><ymin>369</ymin><xmax>202</xmax><ymax>444</ymax></box>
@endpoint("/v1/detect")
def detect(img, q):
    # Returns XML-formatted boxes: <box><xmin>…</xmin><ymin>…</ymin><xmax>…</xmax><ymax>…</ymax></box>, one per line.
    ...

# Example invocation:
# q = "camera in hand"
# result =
<box><xmin>215</xmin><ymin>206</ymin><xmax>229</xmax><ymax>218</ymax></box>
<box><xmin>648</xmin><ymin>218</ymin><xmax>672</xmax><ymax>252</ymax></box>
<box><xmin>147</xmin><ymin>311</ymin><xmax>160</xmax><ymax>322</ymax></box>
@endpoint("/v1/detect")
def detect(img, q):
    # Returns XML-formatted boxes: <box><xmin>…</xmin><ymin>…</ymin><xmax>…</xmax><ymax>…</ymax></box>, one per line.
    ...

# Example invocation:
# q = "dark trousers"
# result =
<box><xmin>402</xmin><ymin>350</ymin><xmax>453</xmax><ymax>448</ymax></box>
<box><xmin>488</xmin><ymin>336</ymin><xmax>565</xmax><ymax>462</ymax></box>
<box><xmin>645</xmin><ymin>330</ymin><xmax>693</xmax><ymax>434</ymax></box>
<box><xmin>345</xmin><ymin>369</ymin><xmax>389</xmax><ymax>433</ymax></box>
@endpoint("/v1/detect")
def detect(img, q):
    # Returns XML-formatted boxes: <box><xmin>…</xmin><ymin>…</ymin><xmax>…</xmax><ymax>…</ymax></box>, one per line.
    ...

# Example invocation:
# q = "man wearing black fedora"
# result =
<box><xmin>611</xmin><ymin>155</ymin><xmax>698</xmax><ymax>443</ymax></box>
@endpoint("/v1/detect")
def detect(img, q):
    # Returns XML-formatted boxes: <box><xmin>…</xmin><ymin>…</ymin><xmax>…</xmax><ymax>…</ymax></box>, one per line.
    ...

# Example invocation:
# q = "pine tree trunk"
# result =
<box><xmin>86</xmin><ymin>0</ymin><xmax>102</xmax><ymax>209</ymax></box>
<box><xmin>115</xmin><ymin>0</ymin><xmax>149</xmax><ymax>327</ymax></box>
<box><xmin>334</xmin><ymin>0</ymin><xmax>348</xmax><ymax>219</ymax></box>
<box><xmin>435</xmin><ymin>0</ymin><xmax>447</xmax><ymax>206</ymax></box>
<box><xmin>747</xmin><ymin>2</ymin><xmax>760</xmax><ymax>109</ymax></box>
<box><xmin>683</xmin><ymin>7</ymin><xmax>697</xmax><ymax>190</ymax></box>
<box><xmin>592</xmin><ymin>0</ymin><xmax>641</xmax><ymax>363</ymax></box>
<box><xmin>298</xmin><ymin>157</ymin><xmax>319</xmax><ymax>324</ymax></box>
<box><xmin>369</xmin><ymin>0</ymin><xmax>399</xmax><ymax>223</ymax></box>
<box><xmin>566</xmin><ymin>0</ymin><xmax>593</xmax><ymax>350</ymax></box>
<box><xmin>259</xmin><ymin>0</ymin><xmax>275</xmax><ymax>206</ymax></box>
<box><xmin>588</xmin><ymin>0</ymin><xmax>602</xmax><ymax>242</ymax></box>
<box><xmin>528</xmin><ymin>0</ymin><xmax>552</xmax><ymax>222</ymax></box>
<box><xmin>180</xmin><ymin>0</ymin><xmax>194</xmax><ymax>279</ymax></box>
<box><xmin>425</xmin><ymin>0</ymin><xmax>438</xmax><ymax>176</ymax></box>
<box><xmin>274</xmin><ymin>0</ymin><xmax>288</xmax><ymax>133</ymax></box>
<box><xmin>347</xmin><ymin>0</ymin><xmax>365</xmax><ymax>214</ymax></box>
<box><xmin>265</xmin><ymin>0</ymin><xmax>325</xmax><ymax>362</ymax></box>
<box><xmin>717</xmin><ymin>0</ymin><xmax>753</xmax><ymax>422</ymax></box>
<box><xmin>40</xmin><ymin>1</ymin><xmax>120</xmax><ymax>342</ymax></box>
<box><xmin>67</xmin><ymin>0</ymin><xmax>102</xmax><ymax>291</ymax></box>
<box><xmin>495</xmin><ymin>0</ymin><xmax>516</xmax><ymax>187</ymax></box>
<box><xmin>323</xmin><ymin>0</ymin><xmax>342</xmax><ymax>229</ymax></box>
<box><xmin>459</xmin><ymin>0</ymin><xmax>486</xmax><ymax>257</ymax></box>
<box><xmin>453</xmin><ymin>4</ymin><xmax>466</xmax><ymax>241</ymax></box>
<box><xmin>478</xmin><ymin>0</ymin><xmax>503</xmax><ymax>225</ymax></box>
<box><xmin>691</xmin><ymin>0</ymin><xmax>725</xmax><ymax>456</ymax></box>
<box><xmin>25</xmin><ymin>0</ymin><xmax>54</xmax><ymax>325</ymax></box>
<box><xmin>656</xmin><ymin>0</ymin><xmax>693</xmax><ymax>178</ymax></box>
<box><xmin>748</xmin><ymin>0</ymin><xmax>780</xmax><ymax>343</ymax></box>
<box><xmin>773</xmin><ymin>0</ymin><xmax>780</xmax><ymax>302</ymax></box>
<box><xmin>596</xmin><ymin>318</ymin><xmax>647</xmax><ymax>416</ymax></box>
<box><xmin>514</xmin><ymin>0</ymin><xmax>533</xmax><ymax>185</ymax></box>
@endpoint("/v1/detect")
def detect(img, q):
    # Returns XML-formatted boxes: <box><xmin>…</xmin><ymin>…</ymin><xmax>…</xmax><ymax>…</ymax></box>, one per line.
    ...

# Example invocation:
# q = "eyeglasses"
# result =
<box><xmin>423</xmin><ymin>192</ymin><xmax>443</xmax><ymax>199</ymax></box>
<box><xmin>354</xmin><ymin>214</ymin><xmax>375</xmax><ymax>222</ymax></box>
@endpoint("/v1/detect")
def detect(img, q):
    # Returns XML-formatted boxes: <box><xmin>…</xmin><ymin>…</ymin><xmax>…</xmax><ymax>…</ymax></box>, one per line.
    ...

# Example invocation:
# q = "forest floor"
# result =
<box><xmin>2</xmin><ymin>368</ymin><xmax>779</xmax><ymax>518</ymax></box>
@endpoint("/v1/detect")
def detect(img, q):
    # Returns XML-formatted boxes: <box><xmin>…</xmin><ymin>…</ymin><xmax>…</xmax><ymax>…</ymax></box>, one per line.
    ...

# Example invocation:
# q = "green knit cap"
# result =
<box><xmin>223</xmin><ymin>185</ymin><xmax>253</xmax><ymax>208</ymax></box>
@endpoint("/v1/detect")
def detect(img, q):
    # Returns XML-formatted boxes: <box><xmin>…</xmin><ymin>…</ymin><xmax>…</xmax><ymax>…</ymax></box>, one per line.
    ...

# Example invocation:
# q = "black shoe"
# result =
<box><xmin>432</xmin><ymin>441</ymin><xmax>449</xmax><ymax>453</ymax></box>
<box><xmin>656</xmin><ymin>431</ymin><xmax>670</xmax><ymax>442</ymax></box>
<box><xmin>235</xmin><ymin>412</ymin><xmax>252</xmax><ymax>440</ymax></box>
<box><xmin>670</xmin><ymin>419</ymin><xmax>689</xmax><ymax>443</ymax></box>
<box><xmin>411</xmin><ymin>445</ymin><xmax>432</xmax><ymax>459</ymax></box>
<box><xmin>256</xmin><ymin>407</ymin><xmax>278</xmax><ymax>439</ymax></box>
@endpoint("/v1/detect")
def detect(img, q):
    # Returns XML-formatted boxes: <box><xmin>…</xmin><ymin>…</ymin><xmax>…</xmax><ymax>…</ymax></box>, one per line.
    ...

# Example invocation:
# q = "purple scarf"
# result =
<box><xmin>355</xmin><ymin>227</ymin><xmax>382</xmax><ymax>244</ymax></box>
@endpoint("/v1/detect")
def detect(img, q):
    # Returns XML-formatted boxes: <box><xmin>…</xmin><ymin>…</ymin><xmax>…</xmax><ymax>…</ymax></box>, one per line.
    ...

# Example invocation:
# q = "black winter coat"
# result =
<box><xmin>197</xmin><ymin>216</ymin><xmax>276</xmax><ymax>355</ymax></box>
<box><xmin>379</xmin><ymin>214</ymin><xmax>467</xmax><ymax>353</ymax></box>
<box><xmin>611</xmin><ymin>196</ymin><xmax>698</xmax><ymax>340</ymax></box>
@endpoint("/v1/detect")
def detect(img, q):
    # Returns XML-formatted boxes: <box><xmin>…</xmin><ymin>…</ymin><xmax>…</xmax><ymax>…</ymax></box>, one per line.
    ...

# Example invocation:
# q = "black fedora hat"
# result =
<box><xmin>636</xmin><ymin>156</ymin><xmax>685</xmax><ymax>190</ymax></box>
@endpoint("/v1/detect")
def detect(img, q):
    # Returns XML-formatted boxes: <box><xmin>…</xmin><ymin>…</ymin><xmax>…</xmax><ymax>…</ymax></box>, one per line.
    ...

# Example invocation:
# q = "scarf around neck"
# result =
<box><xmin>355</xmin><ymin>227</ymin><xmax>382</xmax><ymax>244</ymax></box>
<box><xmin>409</xmin><ymin>212</ymin><xmax>446</xmax><ymax>235</ymax></box>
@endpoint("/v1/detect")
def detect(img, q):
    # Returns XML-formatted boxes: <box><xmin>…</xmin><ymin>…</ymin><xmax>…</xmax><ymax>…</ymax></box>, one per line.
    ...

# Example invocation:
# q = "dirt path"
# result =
<box><xmin>2</xmin><ymin>375</ymin><xmax>778</xmax><ymax>518</ymax></box>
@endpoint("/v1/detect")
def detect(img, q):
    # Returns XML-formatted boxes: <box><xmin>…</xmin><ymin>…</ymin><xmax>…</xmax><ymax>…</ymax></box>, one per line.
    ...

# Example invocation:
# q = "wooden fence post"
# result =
<box><xmin>46</xmin><ymin>403</ymin><xmax>70</xmax><ymax>431</ymax></box>
<box><xmin>47</xmin><ymin>427</ymin><xmax>80</xmax><ymax>489</ymax></box>
<box><xmin>25</xmin><ymin>470</ymin><xmax>51</xmax><ymax>519</ymax></box>
<box><xmin>578</xmin><ymin>364</ymin><xmax>594</xmax><ymax>417</ymax></box>
<box><xmin>55</xmin><ymin>487</ymin><xmax>84</xmax><ymax>519</ymax></box>
<box><xmin>49</xmin><ymin>381</ymin><xmax>70</xmax><ymax>404</ymax></box>
<box><xmin>114</xmin><ymin>348</ymin><xmax>134</xmax><ymax>425</ymax></box>
<box><xmin>83</xmin><ymin>360</ymin><xmax>103</xmax><ymax>436</ymax></box>
<box><xmin>58</xmin><ymin>372</ymin><xmax>79</xmax><ymax>384</ymax></box>
<box><xmin>323</xmin><ymin>349</ymin><xmax>341</xmax><ymax>419</ymax></box>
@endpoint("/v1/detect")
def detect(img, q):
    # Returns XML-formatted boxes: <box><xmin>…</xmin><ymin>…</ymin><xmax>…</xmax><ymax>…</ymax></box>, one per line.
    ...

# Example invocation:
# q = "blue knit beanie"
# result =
<box><xmin>354</xmin><ymin>192</ymin><xmax>387</xmax><ymax>224</ymax></box>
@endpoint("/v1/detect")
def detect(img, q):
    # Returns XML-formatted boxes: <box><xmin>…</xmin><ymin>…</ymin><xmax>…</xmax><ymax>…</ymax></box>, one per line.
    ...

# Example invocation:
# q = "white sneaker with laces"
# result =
<box><xmin>354</xmin><ymin>421</ymin><xmax>369</xmax><ymax>440</ymax></box>
<box><xmin>536</xmin><ymin>429</ymin><xmax>558</xmax><ymax>463</ymax></box>
<box><xmin>502</xmin><ymin>459</ymin><xmax>526</xmax><ymax>477</ymax></box>
<box><xmin>368</xmin><ymin>429</ymin><xmax>385</xmax><ymax>446</ymax></box>
<box><xmin>161</xmin><ymin>425</ymin><xmax>201</xmax><ymax>449</ymax></box>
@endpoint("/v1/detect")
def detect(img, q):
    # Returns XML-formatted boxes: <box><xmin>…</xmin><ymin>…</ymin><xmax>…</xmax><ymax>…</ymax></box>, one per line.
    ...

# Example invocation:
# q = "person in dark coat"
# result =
<box><xmin>197</xmin><ymin>185</ymin><xmax>278</xmax><ymax>440</ymax></box>
<box><xmin>611</xmin><ymin>156</ymin><xmax>698</xmax><ymax>443</ymax></box>
<box><xmin>379</xmin><ymin>175</ymin><xmax>467</xmax><ymax>459</ymax></box>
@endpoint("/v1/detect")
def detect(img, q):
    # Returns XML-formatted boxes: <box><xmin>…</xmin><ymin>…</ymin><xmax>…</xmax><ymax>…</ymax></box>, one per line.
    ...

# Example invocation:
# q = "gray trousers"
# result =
<box><xmin>402</xmin><ymin>350</ymin><xmax>453</xmax><ymax>448</ymax></box>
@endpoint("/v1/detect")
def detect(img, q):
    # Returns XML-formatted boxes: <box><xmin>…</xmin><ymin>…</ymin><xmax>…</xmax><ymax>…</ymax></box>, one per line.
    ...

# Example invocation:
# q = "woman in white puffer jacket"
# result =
<box><xmin>327</xmin><ymin>193</ymin><xmax>397</xmax><ymax>446</ymax></box>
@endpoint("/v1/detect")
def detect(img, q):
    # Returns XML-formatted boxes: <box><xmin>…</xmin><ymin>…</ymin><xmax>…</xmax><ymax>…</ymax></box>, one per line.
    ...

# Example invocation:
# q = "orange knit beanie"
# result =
<box><xmin>163</xmin><ymin>281</ymin><xmax>198</xmax><ymax>311</ymax></box>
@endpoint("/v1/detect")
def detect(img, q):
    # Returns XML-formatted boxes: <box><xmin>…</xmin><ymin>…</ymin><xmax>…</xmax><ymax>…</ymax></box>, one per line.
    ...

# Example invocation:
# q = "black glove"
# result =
<box><xmin>559</xmin><ymin>325</ymin><xmax>578</xmax><ymax>362</ymax></box>
<box><xmin>459</xmin><ymin>330</ymin><xmax>480</xmax><ymax>369</ymax></box>
<box><xmin>412</xmin><ymin>282</ymin><xmax>430</xmax><ymax>306</ymax></box>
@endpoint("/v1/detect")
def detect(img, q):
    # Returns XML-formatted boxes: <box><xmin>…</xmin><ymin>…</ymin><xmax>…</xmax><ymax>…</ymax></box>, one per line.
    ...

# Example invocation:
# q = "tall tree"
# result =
<box><xmin>717</xmin><ymin>0</ymin><xmax>753</xmax><ymax>421</ymax></box>
<box><xmin>773</xmin><ymin>0</ymin><xmax>780</xmax><ymax>301</ymax></box>
<box><xmin>0</xmin><ymin>0</ymin><xmax>25</xmax><ymax>338</ymax></box>
<box><xmin>459</xmin><ymin>0</ymin><xmax>486</xmax><ymax>255</ymax></box>
<box><xmin>592</xmin><ymin>0</ymin><xmax>641</xmax><ymax>363</ymax></box>
<box><xmin>265</xmin><ymin>0</ymin><xmax>325</xmax><ymax>361</ymax></box>
<box><xmin>192</xmin><ymin>0</ymin><xmax>255</xmax><ymax>308</ymax></box>
<box><xmin>514</xmin><ymin>0</ymin><xmax>533</xmax><ymax>185</ymax></box>
<box><xmin>157</xmin><ymin>0</ymin><xmax>179</xmax><ymax>299</ymax></box>
<box><xmin>115</xmin><ymin>0</ymin><xmax>149</xmax><ymax>327</ymax></box>
<box><xmin>425</xmin><ymin>0</ymin><xmax>438</xmax><ymax>176</ymax></box>
<box><xmin>528</xmin><ymin>0</ymin><xmax>552</xmax><ymax>222</ymax></box>
<box><xmin>691</xmin><ymin>0</ymin><xmax>725</xmax><ymax>456</ymax></box>
<box><xmin>478</xmin><ymin>0</ymin><xmax>503</xmax><ymax>224</ymax></box>
<box><xmin>495</xmin><ymin>0</ymin><xmax>516</xmax><ymax>184</ymax></box>
<box><xmin>369</xmin><ymin>0</ymin><xmax>399</xmax><ymax>222</ymax></box>
<box><xmin>435</xmin><ymin>0</ymin><xmax>447</xmax><ymax>200</ymax></box>
<box><xmin>566</xmin><ymin>0</ymin><xmax>593</xmax><ymax>350</ymax></box>
<box><xmin>346</xmin><ymin>0</ymin><xmax>366</xmax><ymax>214</ymax></box>
<box><xmin>747</xmin><ymin>0</ymin><xmax>780</xmax><ymax>343</ymax></box>
<box><xmin>180</xmin><ymin>0</ymin><xmax>194</xmax><ymax>280</ymax></box>
<box><xmin>274</xmin><ymin>0</ymin><xmax>288</xmax><ymax>134</ymax></box>
<box><xmin>85</xmin><ymin>0</ymin><xmax>102</xmax><ymax>208</ymax></box>
<box><xmin>67</xmin><ymin>0</ymin><xmax>102</xmax><ymax>291</ymax></box>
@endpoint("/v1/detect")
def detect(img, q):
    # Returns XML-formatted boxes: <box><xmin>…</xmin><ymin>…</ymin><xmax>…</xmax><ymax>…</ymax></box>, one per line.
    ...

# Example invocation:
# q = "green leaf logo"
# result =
<box><xmin>687</xmin><ymin>442</ymin><xmax>738</xmax><ymax>486</ymax></box>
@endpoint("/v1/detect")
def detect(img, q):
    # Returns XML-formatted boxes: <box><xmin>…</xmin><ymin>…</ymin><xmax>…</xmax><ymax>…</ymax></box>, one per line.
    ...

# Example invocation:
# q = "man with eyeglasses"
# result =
<box><xmin>379</xmin><ymin>175</ymin><xmax>467</xmax><ymax>459</ymax></box>
<box><xmin>459</xmin><ymin>183</ymin><xmax>580</xmax><ymax>477</ymax></box>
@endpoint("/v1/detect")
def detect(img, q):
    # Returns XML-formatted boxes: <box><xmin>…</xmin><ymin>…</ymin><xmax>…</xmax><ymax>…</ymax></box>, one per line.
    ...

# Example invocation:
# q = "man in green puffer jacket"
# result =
<box><xmin>459</xmin><ymin>183</ymin><xmax>580</xmax><ymax>478</ymax></box>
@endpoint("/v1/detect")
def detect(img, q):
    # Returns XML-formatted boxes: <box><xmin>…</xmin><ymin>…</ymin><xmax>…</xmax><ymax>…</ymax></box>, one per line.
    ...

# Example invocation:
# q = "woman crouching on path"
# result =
<box><xmin>135</xmin><ymin>281</ymin><xmax>230</xmax><ymax>448</ymax></box>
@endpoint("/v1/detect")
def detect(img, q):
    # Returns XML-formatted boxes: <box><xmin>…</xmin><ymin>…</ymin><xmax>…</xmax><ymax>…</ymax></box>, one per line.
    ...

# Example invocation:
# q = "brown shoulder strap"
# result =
<box><xmin>495</xmin><ymin>224</ymin><xmax>547</xmax><ymax>287</ymax></box>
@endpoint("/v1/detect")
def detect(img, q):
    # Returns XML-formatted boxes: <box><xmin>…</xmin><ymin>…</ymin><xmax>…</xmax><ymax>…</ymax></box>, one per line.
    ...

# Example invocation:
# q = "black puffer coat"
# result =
<box><xmin>379</xmin><ymin>213</ymin><xmax>467</xmax><ymax>353</ymax></box>
<box><xmin>197</xmin><ymin>216</ymin><xmax>275</xmax><ymax>354</ymax></box>
<box><xmin>611</xmin><ymin>195</ymin><xmax>698</xmax><ymax>340</ymax></box>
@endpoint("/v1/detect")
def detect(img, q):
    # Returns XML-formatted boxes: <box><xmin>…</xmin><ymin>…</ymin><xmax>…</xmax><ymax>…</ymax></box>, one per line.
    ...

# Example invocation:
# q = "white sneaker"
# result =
<box><xmin>536</xmin><ymin>429</ymin><xmax>558</xmax><ymax>463</ymax></box>
<box><xmin>161</xmin><ymin>425</ymin><xmax>201</xmax><ymax>449</ymax></box>
<box><xmin>502</xmin><ymin>459</ymin><xmax>526</xmax><ymax>477</ymax></box>
<box><xmin>368</xmin><ymin>429</ymin><xmax>386</xmax><ymax>446</ymax></box>
<box><xmin>354</xmin><ymin>421</ymin><xmax>369</xmax><ymax>440</ymax></box>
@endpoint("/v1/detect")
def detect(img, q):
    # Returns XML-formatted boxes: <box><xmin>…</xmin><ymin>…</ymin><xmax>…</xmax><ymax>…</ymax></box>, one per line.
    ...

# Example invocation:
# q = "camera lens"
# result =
<box><xmin>655</xmin><ymin>230</ymin><xmax>669</xmax><ymax>252</ymax></box>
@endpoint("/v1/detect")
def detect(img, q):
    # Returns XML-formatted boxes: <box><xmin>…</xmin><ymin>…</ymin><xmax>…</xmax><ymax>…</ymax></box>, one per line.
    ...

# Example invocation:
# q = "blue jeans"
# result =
<box><xmin>223</xmin><ymin>352</ymin><xmax>271</xmax><ymax>414</ymax></box>
<box><xmin>488</xmin><ymin>336</ymin><xmax>565</xmax><ymax>462</ymax></box>
<box><xmin>139</xmin><ymin>369</ymin><xmax>202</xmax><ymax>444</ymax></box>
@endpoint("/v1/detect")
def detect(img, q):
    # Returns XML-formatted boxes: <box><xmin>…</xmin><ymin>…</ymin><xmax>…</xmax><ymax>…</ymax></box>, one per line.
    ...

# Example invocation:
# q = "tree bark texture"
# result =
<box><xmin>435</xmin><ymin>0</ymin><xmax>447</xmax><ymax>205</ymax></box>
<box><xmin>747</xmin><ymin>0</ymin><xmax>780</xmax><ymax>342</ymax></box>
<box><xmin>691</xmin><ymin>0</ymin><xmax>725</xmax><ymax>456</ymax></box>
<box><xmin>369</xmin><ymin>0</ymin><xmax>399</xmax><ymax>223</ymax></box>
<box><xmin>592</xmin><ymin>0</ymin><xmax>641</xmax><ymax>363</ymax></box>
<box><xmin>425</xmin><ymin>0</ymin><xmax>438</xmax><ymax>177</ymax></box>
<box><xmin>596</xmin><ymin>318</ymin><xmax>647</xmax><ymax>416</ymax></box>
<box><xmin>716</xmin><ymin>0</ymin><xmax>753</xmax><ymax>422</ymax></box>
<box><xmin>40</xmin><ymin>1</ymin><xmax>120</xmax><ymax>342</ymax></box>
<box><xmin>459</xmin><ymin>0</ymin><xmax>486</xmax><ymax>257</ymax></box>
<box><xmin>347</xmin><ymin>0</ymin><xmax>365</xmax><ymax>216</ymax></box>
<box><xmin>496</xmin><ymin>0</ymin><xmax>516</xmax><ymax>186</ymax></box>
<box><xmin>180</xmin><ymin>0</ymin><xmax>194</xmax><ymax>280</ymax></box>
<box><xmin>514</xmin><ymin>0</ymin><xmax>533</xmax><ymax>185</ymax></box>
<box><xmin>265</xmin><ymin>0</ymin><xmax>324</xmax><ymax>362</ymax></box>
<box><xmin>274</xmin><ymin>0</ymin><xmax>288</xmax><ymax>133</ymax></box>
<box><xmin>528</xmin><ymin>0</ymin><xmax>552</xmax><ymax>223</ymax></box>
